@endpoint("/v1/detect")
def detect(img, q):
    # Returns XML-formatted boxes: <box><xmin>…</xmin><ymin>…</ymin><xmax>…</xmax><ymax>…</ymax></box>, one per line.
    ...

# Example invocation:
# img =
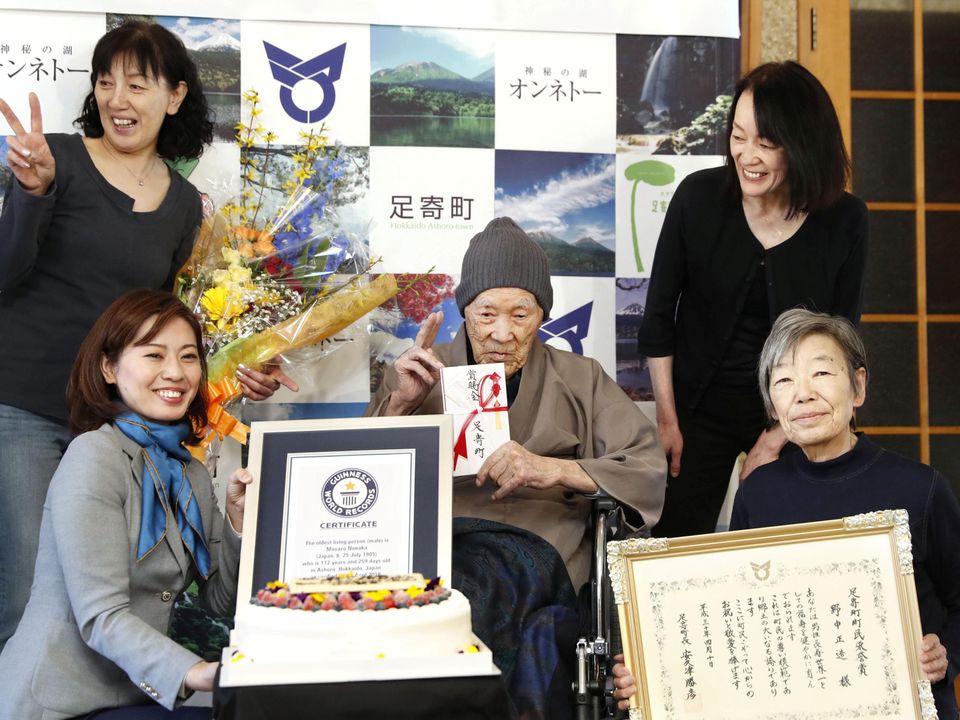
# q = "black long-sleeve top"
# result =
<box><xmin>637</xmin><ymin>167</ymin><xmax>868</xmax><ymax>412</ymax></box>
<box><xmin>731</xmin><ymin>434</ymin><xmax>960</xmax><ymax>720</ymax></box>
<box><xmin>0</xmin><ymin>133</ymin><xmax>201</xmax><ymax>423</ymax></box>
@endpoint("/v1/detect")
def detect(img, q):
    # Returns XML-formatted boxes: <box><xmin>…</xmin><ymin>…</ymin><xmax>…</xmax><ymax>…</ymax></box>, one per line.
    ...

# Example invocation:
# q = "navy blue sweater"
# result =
<box><xmin>731</xmin><ymin>434</ymin><xmax>960</xmax><ymax>720</ymax></box>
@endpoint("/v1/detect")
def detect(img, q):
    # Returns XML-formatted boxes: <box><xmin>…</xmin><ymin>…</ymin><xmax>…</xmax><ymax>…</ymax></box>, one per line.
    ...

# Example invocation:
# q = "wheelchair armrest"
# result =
<box><xmin>580</xmin><ymin>490</ymin><xmax>618</xmax><ymax>515</ymax></box>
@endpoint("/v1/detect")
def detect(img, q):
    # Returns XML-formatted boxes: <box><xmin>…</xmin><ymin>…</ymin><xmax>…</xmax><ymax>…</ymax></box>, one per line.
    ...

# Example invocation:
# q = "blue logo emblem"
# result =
<box><xmin>538</xmin><ymin>302</ymin><xmax>593</xmax><ymax>355</ymax></box>
<box><xmin>263</xmin><ymin>41</ymin><xmax>347</xmax><ymax>123</ymax></box>
<box><xmin>321</xmin><ymin>468</ymin><xmax>378</xmax><ymax>517</ymax></box>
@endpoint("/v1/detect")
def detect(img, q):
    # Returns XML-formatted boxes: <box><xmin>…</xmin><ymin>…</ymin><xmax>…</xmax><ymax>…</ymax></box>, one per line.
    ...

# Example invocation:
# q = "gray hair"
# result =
<box><xmin>758</xmin><ymin>309</ymin><xmax>869</xmax><ymax>419</ymax></box>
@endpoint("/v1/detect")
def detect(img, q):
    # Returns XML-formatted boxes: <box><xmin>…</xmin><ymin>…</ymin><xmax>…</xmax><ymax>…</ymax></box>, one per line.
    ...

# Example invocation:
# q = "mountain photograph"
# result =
<box><xmin>371</xmin><ymin>26</ymin><xmax>495</xmax><ymax>148</ymax></box>
<box><xmin>191</xmin><ymin>32</ymin><xmax>242</xmax><ymax>94</ymax></box>
<box><xmin>615</xmin><ymin>278</ymin><xmax>653</xmax><ymax>400</ymax></box>
<box><xmin>107</xmin><ymin>14</ymin><xmax>243</xmax><ymax>143</ymax></box>
<box><xmin>527</xmin><ymin>230</ymin><xmax>615</xmax><ymax>275</ymax></box>
<box><xmin>496</xmin><ymin>151</ymin><xmax>616</xmax><ymax>275</ymax></box>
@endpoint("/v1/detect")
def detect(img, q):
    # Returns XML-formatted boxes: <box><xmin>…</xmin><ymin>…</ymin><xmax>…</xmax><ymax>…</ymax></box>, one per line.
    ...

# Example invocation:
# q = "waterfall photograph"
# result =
<box><xmin>616</xmin><ymin>35</ymin><xmax>739</xmax><ymax>155</ymax></box>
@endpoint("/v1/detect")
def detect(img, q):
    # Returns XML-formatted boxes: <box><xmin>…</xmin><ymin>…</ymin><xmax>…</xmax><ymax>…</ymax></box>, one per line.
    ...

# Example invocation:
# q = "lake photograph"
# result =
<box><xmin>370</xmin><ymin>25</ymin><xmax>494</xmax><ymax>148</ymax></box>
<box><xmin>615</xmin><ymin>278</ymin><xmax>653</xmax><ymax>400</ymax></box>
<box><xmin>108</xmin><ymin>14</ymin><xmax>242</xmax><ymax>144</ymax></box>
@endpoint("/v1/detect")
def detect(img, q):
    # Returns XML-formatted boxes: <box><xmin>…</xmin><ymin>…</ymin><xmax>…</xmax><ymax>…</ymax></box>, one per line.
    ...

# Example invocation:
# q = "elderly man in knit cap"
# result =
<box><xmin>367</xmin><ymin>218</ymin><xmax>665</xmax><ymax>718</ymax></box>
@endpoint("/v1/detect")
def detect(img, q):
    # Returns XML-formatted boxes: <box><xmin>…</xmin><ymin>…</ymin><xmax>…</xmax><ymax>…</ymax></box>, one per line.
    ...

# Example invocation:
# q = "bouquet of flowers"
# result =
<box><xmin>178</xmin><ymin>91</ymin><xmax>399</xmax><ymax>457</ymax></box>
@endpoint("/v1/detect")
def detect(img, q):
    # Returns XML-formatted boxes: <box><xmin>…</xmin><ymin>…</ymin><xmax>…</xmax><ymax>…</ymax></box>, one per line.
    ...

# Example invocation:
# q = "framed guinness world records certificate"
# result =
<box><xmin>608</xmin><ymin>510</ymin><xmax>936</xmax><ymax>720</ymax></box>
<box><xmin>236</xmin><ymin>415</ymin><xmax>453</xmax><ymax>606</ymax></box>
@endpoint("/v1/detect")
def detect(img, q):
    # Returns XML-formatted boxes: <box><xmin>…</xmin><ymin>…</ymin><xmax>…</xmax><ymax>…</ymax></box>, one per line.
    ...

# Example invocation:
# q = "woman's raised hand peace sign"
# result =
<box><xmin>0</xmin><ymin>92</ymin><xmax>55</xmax><ymax>197</ymax></box>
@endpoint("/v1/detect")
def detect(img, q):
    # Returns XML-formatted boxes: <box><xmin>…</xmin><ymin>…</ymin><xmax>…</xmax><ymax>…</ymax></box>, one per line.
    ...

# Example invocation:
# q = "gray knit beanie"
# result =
<box><xmin>454</xmin><ymin>217</ymin><xmax>553</xmax><ymax>319</ymax></box>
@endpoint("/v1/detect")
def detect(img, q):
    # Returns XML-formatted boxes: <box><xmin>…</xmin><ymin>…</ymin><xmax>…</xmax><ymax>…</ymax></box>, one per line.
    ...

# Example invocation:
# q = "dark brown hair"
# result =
<box><xmin>74</xmin><ymin>21</ymin><xmax>213</xmax><ymax>160</ymax></box>
<box><xmin>67</xmin><ymin>289</ymin><xmax>208</xmax><ymax>441</ymax></box>
<box><xmin>725</xmin><ymin>61</ymin><xmax>850</xmax><ymax>218</ymax></box>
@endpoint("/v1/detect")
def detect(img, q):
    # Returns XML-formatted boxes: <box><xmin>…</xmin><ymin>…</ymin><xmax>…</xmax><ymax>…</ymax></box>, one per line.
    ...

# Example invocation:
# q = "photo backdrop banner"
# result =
<box><xmin>0</xmin><ymin>5</ymin><xmax>740</xmax><ymax>478</ymax></box>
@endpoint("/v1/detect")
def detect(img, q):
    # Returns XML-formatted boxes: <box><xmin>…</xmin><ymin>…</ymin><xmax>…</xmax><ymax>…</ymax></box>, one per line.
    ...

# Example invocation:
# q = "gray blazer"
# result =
<box><xmin>0</xmin><ymin>423</ymin><xmax>241</xmax><ymax>720</ymax></box>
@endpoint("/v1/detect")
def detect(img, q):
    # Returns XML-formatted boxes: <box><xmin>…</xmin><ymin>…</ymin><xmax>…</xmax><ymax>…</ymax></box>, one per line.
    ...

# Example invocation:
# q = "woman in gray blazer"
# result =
<box><xmin>0</xmin><ymin>289</ymin><xmax>251</xmax><ymax>719</ymax></box>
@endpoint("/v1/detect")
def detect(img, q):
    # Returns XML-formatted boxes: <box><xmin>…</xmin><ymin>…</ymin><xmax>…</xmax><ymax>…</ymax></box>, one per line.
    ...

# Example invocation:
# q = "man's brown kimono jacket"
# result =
<box><xmin>366</xmin><ymin>326</ymin><xmax>667</xmax><ymax>589</ymax></box>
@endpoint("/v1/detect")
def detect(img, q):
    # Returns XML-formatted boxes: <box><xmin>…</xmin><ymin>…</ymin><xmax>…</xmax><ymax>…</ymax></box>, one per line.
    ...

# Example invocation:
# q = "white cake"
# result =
<box><xmin>232</xmin><ymin>587</ymin><xmax>473</xmax><ymax>660</ymax></box>
<box><xmin>221</xmin><ymin>576</ymin><xmax>497</xmax><ymax>685</ymax></box>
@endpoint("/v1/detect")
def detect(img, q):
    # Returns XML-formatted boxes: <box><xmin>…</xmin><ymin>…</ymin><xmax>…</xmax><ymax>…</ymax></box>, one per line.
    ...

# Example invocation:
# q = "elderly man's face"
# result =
<box><xmin>769</xmin><ymin>333</ymin><xmax>867</xmax><ymax>461</ymax></box>
<box><xmin>464</xmin><ymin>288</ymin><xmax>543</xmax><ymax>378</ymax></box>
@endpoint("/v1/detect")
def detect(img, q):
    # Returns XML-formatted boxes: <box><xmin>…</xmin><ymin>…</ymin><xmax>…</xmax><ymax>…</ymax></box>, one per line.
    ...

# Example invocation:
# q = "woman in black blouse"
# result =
<box><xmin>637</xmin><ymin>61</ymin><xmax>868</xmax><ymax>538</ymax></box>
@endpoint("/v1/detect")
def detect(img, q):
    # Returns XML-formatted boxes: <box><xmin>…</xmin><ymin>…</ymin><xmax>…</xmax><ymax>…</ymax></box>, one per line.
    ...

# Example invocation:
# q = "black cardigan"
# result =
<box><xmin>637</xmin><ymin>167</ymin><xmax>868</xmax><ymax>412</ymax></box>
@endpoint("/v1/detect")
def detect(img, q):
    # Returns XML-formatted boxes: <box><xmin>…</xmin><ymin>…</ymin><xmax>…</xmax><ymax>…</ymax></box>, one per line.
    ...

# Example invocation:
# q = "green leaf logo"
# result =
<box><xmin>624</xmin><ymin>160</ymin><xmax>675</xmax><ymax>187</ymax></box>
<box><xmin>625</xmin><ymin>160</ymin><xmax>676</xmax><ymax>272</ymax></box>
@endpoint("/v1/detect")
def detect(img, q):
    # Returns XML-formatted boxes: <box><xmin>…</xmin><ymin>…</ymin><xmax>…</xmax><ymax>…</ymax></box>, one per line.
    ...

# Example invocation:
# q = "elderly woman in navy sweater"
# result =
<box><xmin>613</xmin><ymin>309</ymin><xmax>960</xmax><ymax>718</ymax></box>
<box><xmin>728</xmin><ymin>308</ymin><xmax>960</xmax><ymax>719</ymax></box>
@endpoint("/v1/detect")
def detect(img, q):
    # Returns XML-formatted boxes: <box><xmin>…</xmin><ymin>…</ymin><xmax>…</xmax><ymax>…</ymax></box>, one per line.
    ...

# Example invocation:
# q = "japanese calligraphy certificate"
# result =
<box><xmin>440</xmin><ymin>363</ymin><xmax>510</xmax><ymax>477</ymax></box>
<box><xmin>609</xmin><ymin>511</ymin><xmax>933</xmax><ymax>720</ymax></box>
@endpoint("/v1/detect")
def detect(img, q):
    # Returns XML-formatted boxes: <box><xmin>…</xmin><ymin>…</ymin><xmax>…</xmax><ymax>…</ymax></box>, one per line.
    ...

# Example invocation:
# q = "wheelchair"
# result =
<box><xmin>573</xmin><ymin>493</ymin><xmax>631</xmax><ymax>720</ymax></box>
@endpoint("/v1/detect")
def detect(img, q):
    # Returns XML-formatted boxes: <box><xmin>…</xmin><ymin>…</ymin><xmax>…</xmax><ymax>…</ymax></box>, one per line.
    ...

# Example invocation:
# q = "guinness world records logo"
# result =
<box><xmin>322</xmin><ymin>468</ymin><xmax>378</xmax><ymax>517</ymax></box>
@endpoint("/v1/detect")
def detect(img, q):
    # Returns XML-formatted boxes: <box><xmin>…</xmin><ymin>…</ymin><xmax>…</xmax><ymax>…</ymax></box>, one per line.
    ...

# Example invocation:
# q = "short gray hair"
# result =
<box><xmin>758</xmin><ymin>309</ymin><xmax>869</xmax><ymax>419</ymax></box>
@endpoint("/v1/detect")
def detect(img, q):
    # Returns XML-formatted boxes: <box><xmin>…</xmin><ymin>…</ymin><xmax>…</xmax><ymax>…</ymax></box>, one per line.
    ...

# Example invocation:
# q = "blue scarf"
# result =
<box><xmin>115</xmin><ymin>412</ymin><xmax>211</xmax><ymax>579</ymax></box>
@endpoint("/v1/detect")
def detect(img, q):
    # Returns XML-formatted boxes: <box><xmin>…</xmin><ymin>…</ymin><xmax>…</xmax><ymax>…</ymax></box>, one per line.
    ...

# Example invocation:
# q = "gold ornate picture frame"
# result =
<box><xmin>608</xmin><ymin>510</ymin><xmax>935</xmax><ymax>720</ymax></box>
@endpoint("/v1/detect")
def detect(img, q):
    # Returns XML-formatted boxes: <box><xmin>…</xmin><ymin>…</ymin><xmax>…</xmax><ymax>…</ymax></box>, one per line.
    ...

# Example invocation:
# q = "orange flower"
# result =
<box><xmin>232</xmin><ymin>226</ymin><xmax>276</xmax><ymax>258</ymax></box>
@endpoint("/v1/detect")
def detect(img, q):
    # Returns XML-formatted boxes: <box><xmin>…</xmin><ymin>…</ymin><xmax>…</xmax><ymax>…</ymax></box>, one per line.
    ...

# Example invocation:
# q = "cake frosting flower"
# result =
<box><xmin>251</xmin><ymin>576</ymin><xmax>450</xmax><ymax>612</ymax></box>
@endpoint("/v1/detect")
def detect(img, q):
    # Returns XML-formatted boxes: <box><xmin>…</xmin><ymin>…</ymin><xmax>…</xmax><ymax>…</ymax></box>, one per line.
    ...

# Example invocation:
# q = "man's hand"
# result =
<box><xmin>920</xmin><ymin>633</ymin><xmax>948</xmax><ymax>683</ymax></box>
<box><xmin>385</xmin><ymin>311</ymin><xmax>445</xmax><ymax>416</ymax></box>
<box><xmin>236</xmin><ymin>361</ymin><xmax>299</xmax><ymax>401</ymax></box>
<box><xmin>476</xmin><ymin>440</ymin><xmax>597</xmax><ymax>500</ymax></box>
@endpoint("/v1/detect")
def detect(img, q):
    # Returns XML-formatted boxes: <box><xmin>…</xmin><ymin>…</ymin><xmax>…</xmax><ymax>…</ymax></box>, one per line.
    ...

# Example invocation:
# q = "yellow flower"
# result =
<box><xmin>242</xmin><ymin>89</ymin><xmax>260</xmax><ymax>103</ymax></box>
<box><xmin>310</xmin><ymin>593</ymin><xmax>326</xmax><ymax>603</ymax></box>
<box><xmin>293</xmin><ymin>166</ymin><xmax>315</xmax><ymax>184</ymax></box>
<box><xmin>229</xmin><ymin>264</ymin><xmax>252</xmax><ymax>284</ymax></box>
<box><xmin>365</xmin><ymin>590</ymin><xmax>391</xmax><ymax>602</ymax></box>
<box><xmin>266</xmin><ymin>580</ymin><xmax>287</xmax><ymax>590</ymax></box>
<box><xmin>200</xmin><ymin>287</ymin><xmax>245</xmax><ymax>334</ymax></box>
<box><xmin>221</xmin><ymin>247</ymin><xmax>243</xmax><ymax>266</ymax></box>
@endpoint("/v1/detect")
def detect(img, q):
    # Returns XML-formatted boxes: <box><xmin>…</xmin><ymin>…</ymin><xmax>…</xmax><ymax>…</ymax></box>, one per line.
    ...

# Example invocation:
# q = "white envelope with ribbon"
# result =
<box><xmin>439</xmin><ymin>363</ymin><xmax>511</xmax><ymax>477</ymax></box>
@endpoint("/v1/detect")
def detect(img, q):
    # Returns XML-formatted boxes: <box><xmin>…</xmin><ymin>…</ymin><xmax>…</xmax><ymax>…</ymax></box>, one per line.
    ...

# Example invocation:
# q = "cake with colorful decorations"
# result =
<box><xmin>228</xmin><ymin>574</ymin><xmax>478</xmax><ymax>666</ymax></box>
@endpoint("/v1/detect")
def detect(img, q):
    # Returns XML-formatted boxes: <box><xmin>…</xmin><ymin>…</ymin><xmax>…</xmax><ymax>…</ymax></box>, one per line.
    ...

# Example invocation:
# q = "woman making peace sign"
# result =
<box><xmin>0</xmin><ymin>21</ymin><xmax>289</xmax><ymax>653</ymax></box>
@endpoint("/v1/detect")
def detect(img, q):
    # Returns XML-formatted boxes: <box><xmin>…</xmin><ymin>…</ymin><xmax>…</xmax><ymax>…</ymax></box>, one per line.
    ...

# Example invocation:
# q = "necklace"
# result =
<box><xmin>760</xmin><ymin>213</ymin><xmax>786</xmax><ymax>242</ymax></box>
<box><xmin>100</xmin><ymin>138</ymin><xmax>158</xmax><ymax>187</ymax></box>
<box><xmin>745</xmin><ymin>201</ymin><xmax>805</xmax><ymax>248</ymax></box>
